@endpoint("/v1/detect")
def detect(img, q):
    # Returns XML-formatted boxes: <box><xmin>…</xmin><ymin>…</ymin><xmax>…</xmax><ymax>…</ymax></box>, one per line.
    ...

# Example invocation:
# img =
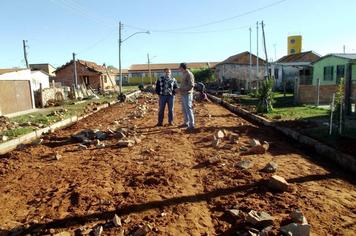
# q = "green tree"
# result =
<box><xmin>191</xmin><ymin>68</ymin><xmax>214</xmax><ymax>83</ymax></box>
<box><xmin>257</xmin><ymin>78</ymin><xmax>274</xmax><ymax>113</ymax></box>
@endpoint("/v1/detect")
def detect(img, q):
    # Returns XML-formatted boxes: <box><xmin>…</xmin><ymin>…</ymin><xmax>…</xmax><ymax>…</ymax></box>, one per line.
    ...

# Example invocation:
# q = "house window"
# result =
<box><xmin>323</xmin><ymin>66</ymin><xmax>333</xmax><ymax>81</ymax></box>
<box><xmin>336</xmin><ymin>65</ymin><xmax>345</xmax><ymax>84</ymax></box>
<box><xmin>290</xmin><ymin>39</ymin><xmax>296</xmax><ymax>44</ymax></box>
<box><xmin>290</xmin><ymin>48</ymin><xmax>296</xmax><ymax>54</ymax></box>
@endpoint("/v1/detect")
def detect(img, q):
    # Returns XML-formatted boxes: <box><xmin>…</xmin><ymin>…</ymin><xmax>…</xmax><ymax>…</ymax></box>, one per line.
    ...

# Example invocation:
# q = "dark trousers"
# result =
<box><xmin>158</xmin><ymin>95</ymin><xmax>175</xmax><ymax>124</ymax></box>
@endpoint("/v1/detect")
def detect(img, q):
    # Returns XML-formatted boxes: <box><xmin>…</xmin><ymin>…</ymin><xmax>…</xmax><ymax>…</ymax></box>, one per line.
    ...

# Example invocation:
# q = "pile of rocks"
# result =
<box><xmin>0</xmin><ymin>116</ymin><xmax>18</xmax><ymax>132</ymax></box>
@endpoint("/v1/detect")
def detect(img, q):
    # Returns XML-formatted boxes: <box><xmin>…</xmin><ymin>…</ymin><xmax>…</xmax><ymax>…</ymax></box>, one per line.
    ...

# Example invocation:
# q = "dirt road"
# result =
<box><xmin>0</xmin><ymin>93</ymin><xmax>355</xmax><ymax>235</ymax></box>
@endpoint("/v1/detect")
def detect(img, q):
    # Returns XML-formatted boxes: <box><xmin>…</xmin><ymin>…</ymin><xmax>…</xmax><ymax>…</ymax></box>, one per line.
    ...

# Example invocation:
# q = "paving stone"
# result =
<box><xmin>268</xmin><ymin>175</ymin><xmax>290</xmax><ymax>192</ymax></box>
<box><xmin>262</xmin><ymin>162</ymin><xmax>278</xmax><ymax>173</ymax></box>
<box><xmin>280</xmin><ymin>223</ymin><xmax>311</xmax><ymax>236</ymax></box>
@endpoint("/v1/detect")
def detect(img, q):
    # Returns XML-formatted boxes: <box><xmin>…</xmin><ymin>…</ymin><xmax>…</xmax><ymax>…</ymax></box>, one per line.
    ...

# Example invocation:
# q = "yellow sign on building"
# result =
<box><xmin>287</xmin><ymin>35</ymin><xmax>302</xmax><ymax>55</ymax></box>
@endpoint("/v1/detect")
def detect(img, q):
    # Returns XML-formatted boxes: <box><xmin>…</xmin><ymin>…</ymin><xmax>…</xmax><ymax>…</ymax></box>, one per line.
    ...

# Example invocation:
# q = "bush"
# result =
<box><xmin>191</xmin><ymin>68</ymin><xmax>214</xmax><ymax>83</ymax></box>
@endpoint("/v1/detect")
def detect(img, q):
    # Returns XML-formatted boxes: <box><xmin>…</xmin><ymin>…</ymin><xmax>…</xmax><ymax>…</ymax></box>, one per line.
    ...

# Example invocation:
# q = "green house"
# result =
<box><xmin>312</xmin><ymin>54</ymin><xmax>356</xmax><ymax>86</ymax></box>
<box><xmin>299</xmin><ymin>54</ymin><xmax>356</xmax><ymax>107</ymax></box>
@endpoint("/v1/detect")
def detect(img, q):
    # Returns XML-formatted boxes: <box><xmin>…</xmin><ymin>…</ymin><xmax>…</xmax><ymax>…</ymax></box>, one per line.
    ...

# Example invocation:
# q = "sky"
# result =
<box><xmin>1</xmin><ymin>0</ymin><xmax>356</xmax><ymax>69</ymax></box>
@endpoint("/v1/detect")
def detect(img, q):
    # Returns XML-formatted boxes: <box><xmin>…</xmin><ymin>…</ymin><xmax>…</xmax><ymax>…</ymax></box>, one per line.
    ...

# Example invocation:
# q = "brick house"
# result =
<box><xmin>215</xmin><ymin>51</ymin><xmax>266</xmax><ymax>91</ymax></box>
<box><xmin>54</xmin><ymin>60</ymin><xmax>118</xmax><ymax>91</ymax></box>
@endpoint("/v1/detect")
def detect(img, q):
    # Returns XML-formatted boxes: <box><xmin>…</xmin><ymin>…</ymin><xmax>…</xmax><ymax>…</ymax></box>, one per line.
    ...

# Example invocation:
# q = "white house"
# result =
<box><xmin>31</xmin><ymin>70</ymin><xmax>50</xmax><ymax>91</ymax></box>
<box><xmin>0</xmin><ymin>69</ymin><xmax>36</xmax><ymax>115</ymax></box>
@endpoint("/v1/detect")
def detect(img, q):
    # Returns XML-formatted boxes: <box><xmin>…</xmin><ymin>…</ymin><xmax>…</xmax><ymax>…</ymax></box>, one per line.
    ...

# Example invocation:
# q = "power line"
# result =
<box><xmin>131</xmin><ymin>25</ymin><xmax>250</xmax><ymax>34</ymax></box>
<box><xmin>126</xmin><ymin>0</ymin><xmax>288</xmax><ymax>32</ymax></box>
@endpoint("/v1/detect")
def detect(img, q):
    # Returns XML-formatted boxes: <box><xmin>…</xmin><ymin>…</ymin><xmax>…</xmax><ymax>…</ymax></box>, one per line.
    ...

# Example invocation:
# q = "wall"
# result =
<box><xmin>36</xmin><ymin>87</ymin><xmax>65</xmax><ymax>107</ymax></box>
<box><xmin>31</xmin><ymin>71</ymin><xmax>49</xmax><ymax>90</ymax></box>
<box><xmin>299</xmin><ymin>84</ymin><xmax>356</xmax><ymax>104</ymax></box>
<box><xmin>313</xmin><ymin>56</ymin><xmax>349</xmax><ymax>86</ymax></box>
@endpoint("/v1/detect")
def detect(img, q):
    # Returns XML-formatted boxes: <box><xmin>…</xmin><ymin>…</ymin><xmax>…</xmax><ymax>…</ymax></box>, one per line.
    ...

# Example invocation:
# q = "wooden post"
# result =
<box><xmin>316</xmin><ymin>77</ymin><xmax>320</xmax><ymax>107</ymax></box>
<box><xmin>329</xmin><ymin>93</ymin><xmax>335</xmax><ymax>135</ymax></box>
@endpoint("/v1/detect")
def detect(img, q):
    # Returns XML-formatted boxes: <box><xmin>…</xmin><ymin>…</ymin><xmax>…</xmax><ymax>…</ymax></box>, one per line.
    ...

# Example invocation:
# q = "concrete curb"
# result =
<box><xmin>0</xmin><ymin>90</ymin><xmax>141</xmax><ymax>155</ymax></box>
<box><xmin>207</xmin><ymin>93</ymin><xmax>356</xmax><ymax>173</ymax></box>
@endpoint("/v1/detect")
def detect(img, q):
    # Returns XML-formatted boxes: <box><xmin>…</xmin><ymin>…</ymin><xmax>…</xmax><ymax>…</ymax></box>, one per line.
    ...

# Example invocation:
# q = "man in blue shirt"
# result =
<box><xmin>155</xmin><ymin>68</ymin><xmax>178</xmax><ymax>126</ymax></box>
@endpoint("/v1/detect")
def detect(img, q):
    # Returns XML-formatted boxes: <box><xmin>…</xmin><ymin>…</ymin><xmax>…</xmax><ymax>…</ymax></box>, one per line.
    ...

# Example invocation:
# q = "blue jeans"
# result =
<box><xmin>181</xmin><ymin>93</ymin><xmax>195</xmax><ymax>128</ymax></box>
<box><xmin>158</xmin><ymin>95</ymin><xmax>175</xmax><ymax>124</ymax></box>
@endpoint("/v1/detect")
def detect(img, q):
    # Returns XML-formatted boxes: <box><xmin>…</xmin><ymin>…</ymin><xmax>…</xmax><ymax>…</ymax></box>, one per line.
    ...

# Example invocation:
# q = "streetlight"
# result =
<box><xmin>118</xmin><ymin>21</ymin><xmax>150</xmax><ymax>100</ymax></box>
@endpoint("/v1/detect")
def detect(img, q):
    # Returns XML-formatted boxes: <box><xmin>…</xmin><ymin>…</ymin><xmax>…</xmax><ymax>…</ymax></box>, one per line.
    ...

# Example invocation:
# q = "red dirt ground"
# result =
<box><xmin>0</xmin><ymin>93</ymin><xmax>355</xmax><ymax>236</ymax></box>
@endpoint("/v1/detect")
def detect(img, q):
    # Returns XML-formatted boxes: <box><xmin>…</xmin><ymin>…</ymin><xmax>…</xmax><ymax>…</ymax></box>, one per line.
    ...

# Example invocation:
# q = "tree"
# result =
<box><xmin>191</xmin><ymin>68</ymin><xmax>214</xmax><ymax>83</ymax></box>
<box><xmin>257</xmin><ymin>78</ymin><xmax>274</xmax><ymax>113</ymax></box>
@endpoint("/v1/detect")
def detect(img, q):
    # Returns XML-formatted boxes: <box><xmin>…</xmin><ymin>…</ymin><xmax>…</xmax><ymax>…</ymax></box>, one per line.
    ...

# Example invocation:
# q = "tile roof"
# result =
<box><xmin>129</xmin><ymin>62</ymin><xmax>219</xmax><ymax>71</ymax></box>
<box><xmin>331</xmin><ymin>53</ymin><xmax>356</xmax><ymax>60</ymax></box>
<box><xmin>55</xmin><ymin>60</ymin><xmax>118</xmax><ymax>74</ymax></box>
<box><xmin>277</xmin><ymin>51</ymin><xmax>321</xmax><ymax>63</ymax></box>
<box><xmin>217</xmin><ymin>51</ymin><xmax>265</xmax><ymax>66</ymax></box>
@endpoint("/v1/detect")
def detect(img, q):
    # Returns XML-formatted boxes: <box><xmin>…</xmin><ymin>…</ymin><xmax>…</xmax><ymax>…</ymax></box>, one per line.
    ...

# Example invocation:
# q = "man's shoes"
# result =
<box><xmin>178</xmin><ymin>124</ymin><xmax>188</xmax><ymax>128</ymax></box>
<box><xmin>185</xmin><ymin>126</ymin><xmax>195</xmax><ymax>132</ymax></box>
<box><xmin>155</xmin><ymin>123</ymin><xmax>163</xmax><ymax>127</ymax></box>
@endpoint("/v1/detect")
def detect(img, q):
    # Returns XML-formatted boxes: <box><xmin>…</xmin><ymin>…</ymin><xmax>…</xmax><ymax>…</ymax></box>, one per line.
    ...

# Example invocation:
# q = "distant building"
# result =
<box><xmin>30</xmin><ymin>63</ymin><xmax>56</xmax><ymax>76</ymax></box>
<box><xmin>0</xmin><ymin>69</ymin><xmax>35</xmax><ymax>115</ymax></box>
<box><xmin>54</xmin><ymin>60</ymin><xmax>118</xmax><ymax>91</ymax></box>
<box><xmin>272</xmin><ymin>51</ymin><xmax>321</xmax><ymax>90</ymax></box>
<box><xmin>128</xmin><ymin>62</ymin><xmax>218</xmax><ymax>84</ymax></box>
<box><xmin>215</xmin><ymin>51</ymin><xmax>265</xmax><ymax>91</ymax></box>
<box><xmin>298</xmin><ymin>53</ymin><xmax>356</xmax><ymax>107</ymax></box>
<box><xmin>287</xmin><ymin>35</ymin><xmax>302</xmax><ymax>55</ymax></box>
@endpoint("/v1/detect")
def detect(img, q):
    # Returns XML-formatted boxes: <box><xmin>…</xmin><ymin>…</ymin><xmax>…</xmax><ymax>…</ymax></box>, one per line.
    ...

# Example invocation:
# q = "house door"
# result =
<box><xmin>0</xmin><ymin>80</ymin><xmax>33</xmax><ymax>115</ymax></box>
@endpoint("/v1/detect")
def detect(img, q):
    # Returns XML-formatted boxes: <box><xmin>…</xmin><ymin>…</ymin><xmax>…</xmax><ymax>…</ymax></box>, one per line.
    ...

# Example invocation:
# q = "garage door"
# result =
<box><xmin>0</xmin><ymin>80</ymin><xmax>33</xmax><ymax>115</ymax></box>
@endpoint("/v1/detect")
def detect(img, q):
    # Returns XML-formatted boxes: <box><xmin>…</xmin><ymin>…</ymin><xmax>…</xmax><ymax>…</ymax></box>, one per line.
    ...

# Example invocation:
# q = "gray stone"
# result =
<box><xmin>93</xmin><ymin>226</ymin><xmax>103</xmax><ymax>236</ymax></box>
<box><xmin>227</xmin><ymin>209</ymin><xmax>240</xmax><ymax>218</ymax></box>
<box><xmin>78</xmin><ymin>144</ymin><xmax>88</xmax><ymax>150</ymax></box>
<box><xmin>262</xmin><ymin>162</ymin><xmax>278</xmax><ymax>173</ymax></box>
<box><xmin>113</xmin><ymin>214</ymin><xmax>122</xmax><ymax>227</ymax></box>
<box><xmin>249</xmin><ymin>139</ymin><xmax>261</xmax><ymax>147</ymax></box>
<box><xmin>246</xmin><ymin>210</ymin><xmax>274</xmax><ymax>227</ymax></box>
<box><xmin>280</xmin><ymin>223</ymin><xmax>311</xmax><ymax>236</ymax></box>
<box><xmin>216</xmin><ymin>130</ymin><xmax>225</xmax><ymax>139</ymax></box>
<box><xmin>235</xmin><ymin>160</ymin><xmax>254</xmax><ymax>170</ymax></box>
<box><xmin>212</xmin><ymin>138</ymin><xmax>221</xmax><ymax>148</ymax></box>
<box><xmin>117</xmin><ymin>140</ymin><xmax>134</xmax><ymax>148</ymax></box>
<box><xmin>268</xmin><ymin>175</ymin><xmax>290</xmax><ymax>192</ymax></box>
<box><xmin>132</xmin><ymin>225</ymin><xmax>151</xmax><ymax>236</ymax></box>
<box><xmin>290</xmin><ymin>209</ymin><xmax>308</xmax><ymax>224</ymax></box>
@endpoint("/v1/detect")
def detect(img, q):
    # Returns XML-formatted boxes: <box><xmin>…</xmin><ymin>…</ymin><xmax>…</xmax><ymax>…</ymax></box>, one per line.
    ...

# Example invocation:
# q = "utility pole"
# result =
<box><xmin>261</xmin><ymin>21</ymin><xmax>269</xmax><ymax>78</ymax></box>
<box><xmin>343</xmin><ymin>45</ymin><xmax>346</xmax><ymax>54</ymax></box>
<box><xmin>118</xmin><ymin>21</ymin><xmax>123</xmax><ymax>95</ymax></box>
<box><xmin>147</xmin><ymin>53</ymin><xmax>152</xmax><ymax>85</ymax></box>
<box><xmin>23</xmin><ymin>40</ymin><xmax>29</xmax><ymax>68</ymax></box>
<box><xmin>249</xmin><ymin>27</ymin><xmax>252</xmax><ymax>91</ymax></box>
<box><xmin>256</xmin><ymin>22</ymin><xmax>259</xmax><ymax>83</ymax></box>
<box><xmin>72</xmin><ymin>53</ymin><xmax>78</xmax><ymax>88</ymax></box>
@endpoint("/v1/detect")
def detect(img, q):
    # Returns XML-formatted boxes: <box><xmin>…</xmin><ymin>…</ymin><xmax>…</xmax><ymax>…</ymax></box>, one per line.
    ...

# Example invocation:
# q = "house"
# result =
<box><xmin>0</xmin><ymin>69</ymin><xmax>35</xmax><ymax>115</ymax></box>
<box><xmin>54</xmin><ymin>60</ymin><xmax>118</xmax><ymax>91</ymax></box>
<box><xmin>273</xmin><ymin>51</ymin><xmax>321</xmax><ymax>90</ymax></box>
<box><xmin>31</xmin><ymin>70</ymin><xmax>50</xmax><ymax>91</ymax></box>
<box><xmin>127</xmin><ymin>62</ymin><xmax>219</xmax><ymax>85</ymax></box>
<box><xmin>30</xmin><ymin>63</ymin><xmax>56</xmax><ymax>77</ymax></box>
<box><xmin>215</xmin><ymin>51</ymin><xmax>266</xmax><ymax>91</ymax></box>
<box><xmin>298</xmin><ymin>54</ymin><xmax>356</xmax><ymax>109</ymax></box>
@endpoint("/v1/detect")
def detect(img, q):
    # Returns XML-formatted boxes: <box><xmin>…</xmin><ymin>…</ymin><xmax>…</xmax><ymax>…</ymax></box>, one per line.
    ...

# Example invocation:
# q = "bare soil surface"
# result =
<box><xmin>0</xmin><ymin>93</ymin><xmax>355</xmax><ymax>236</ymax></box>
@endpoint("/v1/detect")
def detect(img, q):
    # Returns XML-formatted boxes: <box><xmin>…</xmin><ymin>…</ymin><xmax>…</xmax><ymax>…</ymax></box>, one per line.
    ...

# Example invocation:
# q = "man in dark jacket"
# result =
<box><xmin>155</xmin><ymin>68</ymin><xmax>178</xmax><ymax>126</ymax></box>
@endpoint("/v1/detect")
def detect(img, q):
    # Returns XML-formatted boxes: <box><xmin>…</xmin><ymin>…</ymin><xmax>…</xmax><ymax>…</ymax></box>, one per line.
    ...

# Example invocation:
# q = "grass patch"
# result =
<box><xmin>265</xmin><ymin>105</ymin><xmax>329</xmax><ymax>120</ymax></box>
<box><xmin>1</xmin><ymin>127</ymin><xmax>35</xmax><ymax>138</ymax></box>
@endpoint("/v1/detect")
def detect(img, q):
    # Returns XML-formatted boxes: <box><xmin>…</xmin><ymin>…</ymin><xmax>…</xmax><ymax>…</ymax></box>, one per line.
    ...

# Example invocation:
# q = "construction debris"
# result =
<box><xmin>235</xmin><ymin>160</ymin><xmax>254</xmax><ymax>170</ymax></box>
<box><xmin>0</xmin><ymin>116</ymin><xmax>18</xmax><ymax>132</ymax></box>
<box><xmin>261</xmin><ymin>162</ymin><xmax>278</xmax><ymax>173</ymax></box>
<box><xmin>280</xmin><ymin>223</ymin><xmax>311</xmax><ymax>236</ymax></box>
<box><xmin>117</xmin><ymin>140</ymin><xmax>135</xmax><ymax>148</ymax></box>
<box><xmin>246</xmin><ymin>210</ymin><xmax>274</xmax><ymax>228</ymax></box>
<box><xmin>268</xmin><ymin>175</ymin><xmax>290</xmax><ymax>192</ymax></box>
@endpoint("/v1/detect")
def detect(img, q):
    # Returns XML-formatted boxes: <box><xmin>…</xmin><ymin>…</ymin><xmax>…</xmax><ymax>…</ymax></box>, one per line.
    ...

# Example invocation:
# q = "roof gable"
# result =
<box><xmin>217</xmin><ymin>51</ymin><xmax>265</xmax><ymax>66</ymax></box>
<box><xmin>277</xmin><ymin>51</ymin><xmax>321</xmax><ymax>63</ymax></box>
